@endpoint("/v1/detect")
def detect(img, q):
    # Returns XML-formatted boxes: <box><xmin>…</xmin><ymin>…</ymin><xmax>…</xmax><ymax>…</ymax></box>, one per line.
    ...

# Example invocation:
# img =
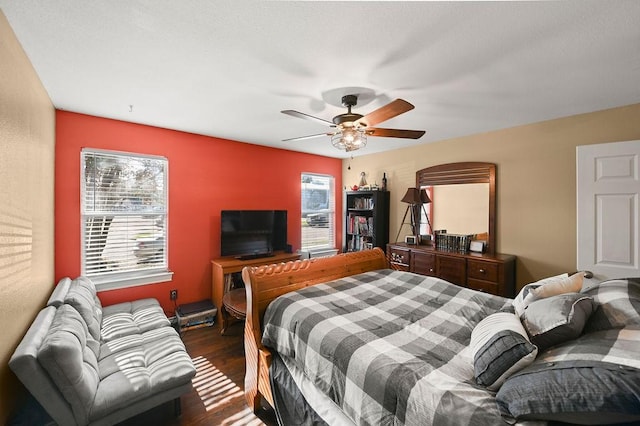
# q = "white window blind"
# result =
<box><xmin>301</xmin><ymin>173</ymin><xmax>335</xmax><ymax>251</ymax></box>
<box><xmin>81</xmin><ymin>149</ymin><xmax>171</xmax><ymax>289</ymax></box>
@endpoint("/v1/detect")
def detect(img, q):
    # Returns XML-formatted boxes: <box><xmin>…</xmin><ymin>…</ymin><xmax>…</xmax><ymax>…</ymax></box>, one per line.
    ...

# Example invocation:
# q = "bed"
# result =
<box><xmin>242</xmin><ymin>248</ymin><xmax>640</xmax><ymax>426</ymax></box>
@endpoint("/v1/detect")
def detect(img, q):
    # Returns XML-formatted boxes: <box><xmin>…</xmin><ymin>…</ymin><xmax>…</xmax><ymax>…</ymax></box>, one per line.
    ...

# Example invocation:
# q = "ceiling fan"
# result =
<box><xmin>281</xmin><ymin>94</ymin><xmax>426</xmax><ymax>152</ymax></box>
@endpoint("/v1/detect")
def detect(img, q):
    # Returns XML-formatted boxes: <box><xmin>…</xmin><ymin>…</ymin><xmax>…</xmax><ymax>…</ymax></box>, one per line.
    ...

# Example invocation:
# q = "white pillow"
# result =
<box><xmin>470</xmin><ymin>312</ymin><xmax>538</xmax><ymax>391</ymax></box>
<box><xmin>518</xmin><ymin>272</ymin><xmax>585</xmax><ymax>317</ymax></box>
<box><xmin>527</xmin><ymin>272</ymin><xmax>584</xmax><ymax>300</ymax></box>
<box><xmin>513</xmin><ymin>273</ymin><xmax>568</xmax><ymax>317</ymax></box>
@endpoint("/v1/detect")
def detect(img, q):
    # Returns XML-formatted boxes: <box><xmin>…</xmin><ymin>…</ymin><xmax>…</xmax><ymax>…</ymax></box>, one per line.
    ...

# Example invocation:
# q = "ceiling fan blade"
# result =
<box><xmin>355</xmin><ymin>99</ymin><xmax>415</xmax><ymax>127</ymax></box>
<box><xmin>282</xmin><ymin>132</ymin><xmax>335</xmax><ymax>142</ymax></box>
<box><xmin>366</xmin><ymin>127</ymin><xmax>426</xmax><ymax>139</ymax></box>
<box><xmin>281</xmin><ymin>110</ymin><xmax>335</xmax><ymax>127</ymax></box>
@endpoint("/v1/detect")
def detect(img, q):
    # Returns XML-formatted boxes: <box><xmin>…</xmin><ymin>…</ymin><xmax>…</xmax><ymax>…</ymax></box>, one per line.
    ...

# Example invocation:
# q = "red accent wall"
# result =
<box><xmin>55</xmin><ymin>111</ymin><xmax>342</xmax><ymax>314</ymax></box>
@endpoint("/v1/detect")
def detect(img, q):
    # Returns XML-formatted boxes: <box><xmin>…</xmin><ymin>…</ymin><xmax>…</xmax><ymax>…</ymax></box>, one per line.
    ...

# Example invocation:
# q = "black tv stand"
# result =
<box><xmin>236</xmin><ymin>252</ymin><xmax>275</xmax><ymax>261</ymax></box>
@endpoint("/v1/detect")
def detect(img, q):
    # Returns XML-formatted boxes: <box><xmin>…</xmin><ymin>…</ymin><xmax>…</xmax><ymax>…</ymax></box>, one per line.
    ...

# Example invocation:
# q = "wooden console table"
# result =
<box><xmin>211</xmin><ymin>252</ymin><xmax>300</xmax><ymax>333</ymax></box>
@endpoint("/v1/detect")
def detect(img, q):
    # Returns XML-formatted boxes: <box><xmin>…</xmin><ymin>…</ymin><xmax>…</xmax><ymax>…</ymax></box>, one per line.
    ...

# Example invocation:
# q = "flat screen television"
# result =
<box><xmin>220</xmin><ymin>210</ymin><xmax>287</xmax><ymax>259</ymax></box>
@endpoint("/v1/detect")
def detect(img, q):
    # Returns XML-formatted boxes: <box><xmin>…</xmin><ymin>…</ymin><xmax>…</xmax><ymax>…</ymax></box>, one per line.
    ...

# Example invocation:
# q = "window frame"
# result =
<box><xmin>80</xmin><ymin>148</ymin><xmax>172</xmax><ymax>291</ymax></box>
<box><xmin>301</xmin><ymin>172</ymin><xmax>336</xmax><ymax>251</ymax></box>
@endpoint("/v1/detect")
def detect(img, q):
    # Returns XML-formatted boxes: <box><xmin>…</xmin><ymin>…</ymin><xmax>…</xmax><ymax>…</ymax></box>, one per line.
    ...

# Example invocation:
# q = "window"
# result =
<box><xmin>301</xmin><ymin>173</ymin><xmax>335</xmax><ymax>251</ymax></box>
<box><xmin>81</xmin><ymin>149</ymin><xmax>172</xmax><ymax>290</ymax></box>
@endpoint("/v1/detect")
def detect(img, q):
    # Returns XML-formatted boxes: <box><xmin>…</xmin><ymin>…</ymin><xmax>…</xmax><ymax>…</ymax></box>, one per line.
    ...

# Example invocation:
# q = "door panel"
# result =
<box><xmin>577</xmin><ymin>140</ymin><xmax>640</xmax><ymax>282</ymax></box>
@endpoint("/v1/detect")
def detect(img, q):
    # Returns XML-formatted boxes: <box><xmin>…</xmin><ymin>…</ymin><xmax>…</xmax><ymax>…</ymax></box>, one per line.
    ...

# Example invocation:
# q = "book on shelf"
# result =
<box><xmin>348</xmin><ymin>235</ymin><xmax>372</xmax><ymax>252</ymax></box>
<box><xmin>348</xmin><ymin>215</ymin><xmax>374</xmax><ymax>236</ymax></box>
<box><xmin>353</xmin><ymin>197</ymin><xmax>374</xmax><ymax>210</ymax></box>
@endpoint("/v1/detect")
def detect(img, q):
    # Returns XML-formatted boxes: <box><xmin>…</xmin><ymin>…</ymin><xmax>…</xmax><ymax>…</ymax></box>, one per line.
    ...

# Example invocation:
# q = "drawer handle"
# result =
<box><xmin>479</xmin><ymin>268</ymin><xmax>486</xmax><ymax>274</ymax></box>
<box><xmin>429</xmin><ymin>268</ymin><xmax>434</xmax><ymax>273</ymax></box>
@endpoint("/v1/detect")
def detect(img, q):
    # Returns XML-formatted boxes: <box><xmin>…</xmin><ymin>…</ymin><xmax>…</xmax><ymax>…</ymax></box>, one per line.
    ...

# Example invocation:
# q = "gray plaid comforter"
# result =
<box><xmin>261</xmin><ymin>269</ymin><xmax>514</xmax><ymax>426</ymax></box>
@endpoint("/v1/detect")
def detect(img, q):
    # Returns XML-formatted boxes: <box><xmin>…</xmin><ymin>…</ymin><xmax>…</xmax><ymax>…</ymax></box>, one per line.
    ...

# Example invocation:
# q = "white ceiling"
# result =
<box><xmin>2</xmin><ymin>1</ymin><xmax>639</xmax><ymax>159</ymax></box>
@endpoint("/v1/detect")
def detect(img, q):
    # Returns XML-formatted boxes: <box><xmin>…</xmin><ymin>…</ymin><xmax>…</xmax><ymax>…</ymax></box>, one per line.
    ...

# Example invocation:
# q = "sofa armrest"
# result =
<box><xmin>46</xmin><ymin>277</ymin><xmax>72</xmax><ymax>308</ymax></box>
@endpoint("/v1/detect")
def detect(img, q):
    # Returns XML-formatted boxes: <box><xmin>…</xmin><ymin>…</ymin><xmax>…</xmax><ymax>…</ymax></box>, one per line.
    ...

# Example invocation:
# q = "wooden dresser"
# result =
<box><xmin>387</xmin><ymin>243</ymin><xmax>516</xmax><ymax>297</ymax></box>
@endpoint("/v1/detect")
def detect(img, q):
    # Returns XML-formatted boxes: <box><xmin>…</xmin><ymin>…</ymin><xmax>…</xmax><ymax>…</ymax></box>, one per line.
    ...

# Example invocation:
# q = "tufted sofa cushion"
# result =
<box><xmin>61</xmin><ymin>277</ymin><xmax>170</xmax><ymax>343</ymax></box>
<box><xmin>38</xmin><ymin>305</ymin><xmax>101</xmax><ymax>426</ymax></box>
<box><xmin>101</xmin><ymin>298</ymin><xmax>171</xmax><ymax>342</ymax></box>
<box><xmin>91</xmin><ymin>326</ymin><xmax>196</xmax><ymax>421</ymax></box>
<box><xmin>63</xmin><ymin>277</ymin><xmax>104</xmax><ymax>341</ymax></box>
<box><xmin>9</xmin><ymin>307</ymin><xmax>78</xmax><ymax>426</ymax></box>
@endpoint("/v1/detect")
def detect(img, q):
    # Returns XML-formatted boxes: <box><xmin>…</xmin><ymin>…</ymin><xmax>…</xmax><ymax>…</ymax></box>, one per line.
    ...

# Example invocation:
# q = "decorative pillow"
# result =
<box><xmin>512</xmin><ymin>273</ymin><xmax>568</xmax><ymax>317</ymax></box>
<box><xmin>525</xmin><ymin>272</ymin><xmax>584</xmax><ymax>302</ymax></box>
<box><xmin>581</xmin><ymin>278</ymin><xmax>640</xmax><ymax>333</ymax></box>
<box><xmin>521</xmin><ymin>293</ymin><xmax>595</xmax><ymax>351</ymax></box>
<box><xmin>470</xmin><ymin>312</ymin><xmax>538</xmax><ymax>391</ymax></box>
<box><xmin>496</xmin><ymin>327</ymin><xmax>640</xmax><ymax>425</ymax></box>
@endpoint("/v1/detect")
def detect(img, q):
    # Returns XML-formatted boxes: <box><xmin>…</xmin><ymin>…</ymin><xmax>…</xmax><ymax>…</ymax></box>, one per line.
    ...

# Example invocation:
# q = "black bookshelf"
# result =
<box><xmin>345</xmin><ymin>191</ymin><xmax>390</xmax><ymax>252</ymax></box>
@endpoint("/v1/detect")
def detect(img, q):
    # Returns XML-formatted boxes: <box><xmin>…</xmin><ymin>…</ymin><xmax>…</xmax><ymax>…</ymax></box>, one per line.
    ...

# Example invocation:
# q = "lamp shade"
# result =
<box><xmin>401</xmin><ymin>187</ymin><xmax>431</xmax><ymax>204</ymax></box>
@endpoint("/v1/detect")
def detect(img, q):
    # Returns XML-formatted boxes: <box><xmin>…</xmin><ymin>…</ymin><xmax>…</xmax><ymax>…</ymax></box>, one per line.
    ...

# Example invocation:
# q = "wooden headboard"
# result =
<box><xmin>241</xmin><ymin>247</ymin><xmax>388</xmax><ymax>412</ymax></box>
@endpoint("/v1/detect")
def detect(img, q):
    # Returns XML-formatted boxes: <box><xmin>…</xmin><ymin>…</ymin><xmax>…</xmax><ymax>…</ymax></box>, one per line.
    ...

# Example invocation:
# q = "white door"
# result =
<box><xmin>577</xmin><ymin>139</ymin><xmax>640</xmax><ymax>283</ymax></box>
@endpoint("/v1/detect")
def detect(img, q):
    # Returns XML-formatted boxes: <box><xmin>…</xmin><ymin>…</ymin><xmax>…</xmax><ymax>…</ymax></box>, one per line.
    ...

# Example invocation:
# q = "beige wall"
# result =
<box><xmin>0</xmin><ymin>11</ymin><xmax>55</xmax><ymax>421</ymax></box>
<box><xmin>344</xmin><ymin>103</ymin><xmax>640</xmax><ymax>289</ymax></box>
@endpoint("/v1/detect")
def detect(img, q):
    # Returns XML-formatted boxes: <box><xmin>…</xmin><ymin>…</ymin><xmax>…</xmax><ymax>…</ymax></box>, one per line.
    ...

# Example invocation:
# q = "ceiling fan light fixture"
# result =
<box><xmin>332</xmin><ymin>128</ymin><xmax>367</xmax><ymax>152</ymax></box>
<box><xmin>282</xmin><ymin>95</ymin><xmax>424</xmax><ymax>150</ymax></box>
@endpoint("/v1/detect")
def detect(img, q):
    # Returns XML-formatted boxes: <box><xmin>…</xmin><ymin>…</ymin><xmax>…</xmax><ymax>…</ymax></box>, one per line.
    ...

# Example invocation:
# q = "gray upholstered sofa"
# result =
<box><xmin>9</xmin><ymin>276</ymin><xmax>196</xmax><ymax>426</ymax></box>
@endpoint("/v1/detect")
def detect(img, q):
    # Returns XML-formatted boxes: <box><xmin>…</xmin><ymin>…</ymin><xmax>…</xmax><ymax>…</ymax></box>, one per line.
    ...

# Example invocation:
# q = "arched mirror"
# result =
<box><xmin>416</xmin><ymin>162</ymin><xmax>496</xmax><ymax>255</ymax></box>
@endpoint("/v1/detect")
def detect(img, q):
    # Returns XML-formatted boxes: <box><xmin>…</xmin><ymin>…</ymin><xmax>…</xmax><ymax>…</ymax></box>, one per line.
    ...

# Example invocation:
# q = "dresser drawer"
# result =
<box><xmin>412</xmin><ymin>251</ymin><xmax>436</xmax><ymax>276</ymax></box>
<box><xmin>388</xmin><ymin>245</ymin><xmax>410</xmax><ymax>268</ymax></box>
<box><xmin>467</xmin><ymin>260</ymin><xmax>499</xmax><ymax>283</ymax></box>
<box><xmin>437</xmin><ymin>255</ymin><xmax>466</xmax><ymax>286</ymax></box>
<box><xmin>467</xmin><ymin>278</ymin><xmax>499</xmax><ymax>294</ymax></box>
<box><xmin>391</xmin><ymin>263</ymin><xmax>410</xmax><ymax>272</ymax></box>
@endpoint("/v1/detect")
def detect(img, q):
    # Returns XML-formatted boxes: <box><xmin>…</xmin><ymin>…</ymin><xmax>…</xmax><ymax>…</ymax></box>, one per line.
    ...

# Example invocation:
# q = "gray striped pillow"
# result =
<box><xmin>470</xmin><ymin>312</ymin><xmax>538</xmax><ymax>390</ymax></box>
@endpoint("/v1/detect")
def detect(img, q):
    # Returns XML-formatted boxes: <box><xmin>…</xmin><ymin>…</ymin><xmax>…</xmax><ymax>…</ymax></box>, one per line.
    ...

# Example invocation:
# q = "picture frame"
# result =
<box><xmin>405</xmin><ymin>235</ymin><xmax>417</xmax><ymax>245</ymax></box>
<box><xmin>469</xmin><ymin>240</ymin><xmax>484</xmax><ymax>253</ymax></box>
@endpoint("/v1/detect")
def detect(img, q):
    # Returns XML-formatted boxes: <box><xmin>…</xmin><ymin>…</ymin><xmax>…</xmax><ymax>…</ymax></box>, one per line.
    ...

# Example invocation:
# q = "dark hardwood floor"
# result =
<box><xmin>119</xmin><ymin>321</ymin><xmax>278</xmax><ymax>426</ymax></box>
